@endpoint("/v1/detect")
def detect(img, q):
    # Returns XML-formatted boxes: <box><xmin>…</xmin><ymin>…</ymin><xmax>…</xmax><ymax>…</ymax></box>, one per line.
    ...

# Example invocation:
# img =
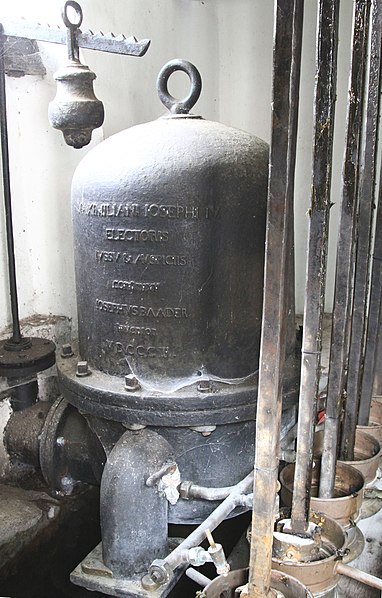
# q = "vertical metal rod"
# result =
<box><xmin>0</xmin><ymin>29</ymin><xmax>22</xmax><ymax>344</ymax></box>
<box><xmin>247</xmin><ymin>1</ymin><xmax>303</xmax><ymax>595</ymax></box>
<box><xmin>319</xmin><ymin>0</ymin><xmax>371</xmax><ymax>498</ymax></box>
<box><xmin>372</xmin><ymin>317</ymin><xmax>382</xmax><ymax>395</ymax></box>
<box><xmin>358</xmin><ymin>158</ymin><xmax>382</xmax><ymax>425</ymax></box>
<box><xmin>290</xmin><ymin>0</ymin><xmax>339</xmax><ymax>532</ymax></box>
<box><xmin>340</xmin><ymin>0</ymin><xmax>382</xmax><ymax>460</ymax></box>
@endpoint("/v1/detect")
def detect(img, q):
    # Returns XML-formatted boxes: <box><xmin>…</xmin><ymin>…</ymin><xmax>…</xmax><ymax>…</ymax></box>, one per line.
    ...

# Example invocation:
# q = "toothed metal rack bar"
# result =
<box><xmin>0</xmin><ymin>17</ymin><xmax>150</xmax><ymax>57</ymax></box>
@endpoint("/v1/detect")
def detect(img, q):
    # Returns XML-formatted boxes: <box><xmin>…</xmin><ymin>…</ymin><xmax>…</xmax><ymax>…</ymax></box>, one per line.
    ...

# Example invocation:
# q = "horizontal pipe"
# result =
<box><xmin>182</xmin><ymin>482</ymin><xmax>238</xmax><ymax>501</ymax></box>
<box><xmin>337</xmin><ymin>562</ymin><xmax>382</xmax><ymax>590</ymax></box>
<box><xmin>185</xmin><ymin>567</ymin><xmax>211</xmax><ymax>588</ymax></box>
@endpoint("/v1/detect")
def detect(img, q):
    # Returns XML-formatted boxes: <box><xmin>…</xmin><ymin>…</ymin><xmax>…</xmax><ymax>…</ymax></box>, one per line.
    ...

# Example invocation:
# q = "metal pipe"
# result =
<box><xmin>291</xmin><ymin>0</ymin><xmax>339</xmax><ymax>532</ymax></box>
<box><xmin>341</xmin><ymin>0</ymin><xmax>382</xmax><ymax>460</ymax></box>
<box><xmin>155</xmin><ymin>471</ymin><xmax>253</xmax><ymax>574</ymax></box>
<box><xmin>358</xmin><ymin>154</ymin><xmax>382</xmax><ymax>425</ymax></box>
<box><xmin>185</xmin><ymin>568</ymin><xmax>211</xmax><ymax>588</ymax></box>
<box><xmin>0</xmin><ymin>28</ymin><xmax>22</xmax><ymax>343</ymax></box>
<box><xmin>180</xmin><ymin>481</ymin><xmax>239</xmax><ymax>501</ymax></box>
<box><xmin>247</xmin><ymin>1</ymin><xmax>304</xmax><ymax>596</ymax></box>
<box><xmin>337</xmin><ymin>562</ymin><xmax>382</xmax><ymax>590</ymax></box>
<box><xmin>319</xmin><ymin>0</ymin><xmax>371</xmax><ymax>498</ymax></box>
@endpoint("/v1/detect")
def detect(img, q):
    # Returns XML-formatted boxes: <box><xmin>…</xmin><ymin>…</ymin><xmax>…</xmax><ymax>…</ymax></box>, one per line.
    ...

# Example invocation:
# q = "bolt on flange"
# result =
<box><xmin>76</xmin><ymin>360</ymin><xmax>91</xmax><ymax>377</ymax></box>
<box><xmin>124</xmin><ymin>374</ymin><xmax>140</xmax><ymax>391</ymax></box>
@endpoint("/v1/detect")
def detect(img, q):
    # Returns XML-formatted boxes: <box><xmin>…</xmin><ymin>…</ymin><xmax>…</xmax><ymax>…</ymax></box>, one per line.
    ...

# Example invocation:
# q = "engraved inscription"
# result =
<box><xmin>95</xmin><ymin>299</ymin><xmax>188</xmax><ymax>318</ymax></box>
<box><xmin>105</xmin><ymin>339</ymin><xmax>170</xmax><ymax>359</ymax></box>
<box><xmin>116</xmin><ymin>323</ymin><xmax>158</xmax><ymax>336</ymax></box>
<box><xmin>96</xmin><ymin>250</ymin><xmax>187</xmax><ymax>266</ymax></box>
<box><xmin>79</xmin><ymin>202</ymin><xmax>220</xmax><ymax>220</ymax></box>
<box><xmin>106</xmin><ymin>229</ymin><xmax>169</xmax><ymax>242</ymax></box>
<box><xmin>111</xmin><ymin>280</ymin><xmax>160</xmax><ymax>292</ymax></box>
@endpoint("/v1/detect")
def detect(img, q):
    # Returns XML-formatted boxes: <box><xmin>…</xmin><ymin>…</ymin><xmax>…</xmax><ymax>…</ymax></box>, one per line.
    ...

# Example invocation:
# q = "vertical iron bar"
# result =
<box><xmin>0</xmin><ymin>29</ymin><xmax>22</xmax><ymax>344</ymax></box>
<box><xmin>247</xmin><ymin>1</ymin><xmax>303</xmax><ymax>595</ymax></box>
<box><xmin>291</xmin><ymin>0</ymin><xmax>339</xmax><ymax>532</ymax></box>
<box><xmin>358</xmin><ymin>158</ymin><xmax>382</xmax><ymax>425</ymax></box>
<box><xmin>340</xmin><ymin>0</ymin><xmax>382</xmax><ymax>459</ymax></box>
<box><xmin>319</xmin><ymin>0</ymin><xmax>371</xmax><ymax>498</ymax></box>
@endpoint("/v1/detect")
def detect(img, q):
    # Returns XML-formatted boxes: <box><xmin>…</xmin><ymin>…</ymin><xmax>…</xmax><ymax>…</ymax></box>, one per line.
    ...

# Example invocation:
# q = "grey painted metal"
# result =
<box><xmin>185</xmin><ymin>567</ymin><xmax>211</xmax><ymax>588</ymax></box>
<box><xmin>101</xmin><ymin>429</ymin><xmax>173</xmax><ymax>577</ymax></box>
<box><xmin>341</xmin><ymin>0</ymin><xmax>382</xmax><ymax>460</ymax></box>
<box><xmin>71</xmin><ymin>66</ymin><xmax>268</xmax><ymax>387</ymax></box>
<box><xmin>319</xmin><ymin>0</ymin><xmax>371</xmax><ymax>498</ymax></box>
<box><xmin>147</xmin><ymin>471</ymin><xmax>253</xmax><ymax>583</ymax></box>
<box><xmin>359</xmin><ymin>156</ymin><xmax>382</xmax><ymax>425</ymax></box>
<box><xmin>291</xmin><ymin>0</ymin><xmax>339</xmax><ymax>531</ymax></box>
<box><xmin>247</xmin><ymin>1</ymin><xmax>303</xmax><ymax>596</ymax></box>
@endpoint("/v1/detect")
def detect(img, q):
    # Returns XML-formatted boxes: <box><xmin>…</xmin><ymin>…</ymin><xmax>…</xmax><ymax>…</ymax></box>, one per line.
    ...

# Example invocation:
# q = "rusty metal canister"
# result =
<box><xmin>71</xmin><ymin>60</ymin><xmax>268</xmax><ymax>391</ymax></box>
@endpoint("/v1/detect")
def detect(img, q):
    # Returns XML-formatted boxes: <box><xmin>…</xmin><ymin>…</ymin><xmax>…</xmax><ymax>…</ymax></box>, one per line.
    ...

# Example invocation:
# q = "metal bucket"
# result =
<box><xmin>203</xmin><ymin>567</ymin><xmax>312</xmax><ymax>597</ymax></box>
<box><xmin>272</xmin><ymin>511</ymin><xmax>346</xmax><ymax>597</ymax></box>
<box><xmin>338</xmin><ymin>429</ymin><xmax>381</xmax><ymax>485</ymax></box>
<box><xmin>357</xmin><ymin>397</ymin><xmax>382</xmax><ymax>444</ymax></box>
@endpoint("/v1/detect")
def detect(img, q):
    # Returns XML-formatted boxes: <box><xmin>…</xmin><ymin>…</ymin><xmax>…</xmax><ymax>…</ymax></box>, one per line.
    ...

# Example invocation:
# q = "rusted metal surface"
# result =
<box><xmin>247</xmin><ymin>1</ymin><xmax>303</xmax><ymax>596</ymax></box>
<box><xmin>336</xmin><ymin>562</ymin><xmax>382</xmax><ymax>591</ymax></box>
<box><xmin>0</xmin><ymin>11</ymin><xmax>150</xmax><ymax>57</ymax></box>
<box><xmin>359</xmin><ymin>157</ymin><xmax>382</xmax><ymax>425</ymax></box>
<box><xmin>272</xmin><ymin>512</ymin><xmax>346</xmax><ymax>596</ymax></box>
<box><xmin>341</xmin><ymin>0</ymin><xmax>382</xmax><ymax>460</ymax></box>
<box><xmin>357</xmin><ymin>398</ymin><xmax>382</xmax><ymax>443</ymax></box>
<box><xmin>280</xmin><ymin>461</ymin><xmax>364</xmax><ymax>529</ymax></box>
<box><xmin>291</xmin><ymin>0</ymin><xmax>339</xmax><ymax>532</ymax></box>
<box><xmin>319</xmin><ymin>0</ymin><xmax>371</xmax><ymax>498</ymax></box>
<box><xmin>204</xmin><ymin>568</ymin><xmax>312</xmax><ymax>597</ymax></box>
<box><xmin>338</xmin><ymin>429</ymin><xmax>381</xmax><ymax>484</ymax></box>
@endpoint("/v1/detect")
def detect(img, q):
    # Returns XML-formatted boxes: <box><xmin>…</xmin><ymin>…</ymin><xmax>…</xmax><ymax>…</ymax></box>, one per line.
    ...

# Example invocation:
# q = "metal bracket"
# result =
<box><xmin>0</xmin><ymin>14</ymin><xmax>150</xmax><ymax>58</ymax></box>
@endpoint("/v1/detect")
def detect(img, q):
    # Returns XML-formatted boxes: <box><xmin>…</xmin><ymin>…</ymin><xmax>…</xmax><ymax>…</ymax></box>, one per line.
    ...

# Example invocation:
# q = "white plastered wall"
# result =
<box><xmin>0</xmin><ymin>0</ymin><xmax>354</xmax><ymax>333</ymax></box>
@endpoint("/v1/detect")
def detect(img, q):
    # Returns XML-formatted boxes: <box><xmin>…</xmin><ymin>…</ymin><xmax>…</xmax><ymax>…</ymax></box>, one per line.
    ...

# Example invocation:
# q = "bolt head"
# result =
<box><xmin>124</xmin><ymin>374</ymin><xmax>140</xmax><ymax>391</ymax></box>
<box><xmin>197</xmin><ymin>379</ymin><xmax>212</xmax><ymax>393</ymax></box>
<box><xmin>76</xmin><ymin>360</ymin><xmax>90</xmax><ymax>377</ymax></box>
<box><xmin>61</xmin><ymin>343</ymin><xmax>74</xmax><ymax>358</ymax></box>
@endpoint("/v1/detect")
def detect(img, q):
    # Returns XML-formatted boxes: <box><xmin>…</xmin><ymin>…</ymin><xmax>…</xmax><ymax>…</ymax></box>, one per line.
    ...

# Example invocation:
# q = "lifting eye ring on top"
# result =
<box><xmin>157</xmin><ymin>59</ymin><xmax>202</xmax><ymax>115</ymax></box>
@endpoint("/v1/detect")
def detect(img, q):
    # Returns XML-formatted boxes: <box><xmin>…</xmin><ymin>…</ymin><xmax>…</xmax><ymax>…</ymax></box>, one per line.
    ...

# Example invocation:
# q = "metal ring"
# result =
<box><xmin>157</xmin><ymin>59</ymin><xmax>202</xmax><ymax>115</ymax></box>
<box><xmin>62</xmin><ymin>1</ymin><xmax>83</xmax><ymax>29</ymax></box>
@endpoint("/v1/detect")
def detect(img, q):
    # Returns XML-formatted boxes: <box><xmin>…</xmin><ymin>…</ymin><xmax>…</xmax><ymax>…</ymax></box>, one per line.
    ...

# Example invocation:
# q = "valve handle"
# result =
<box><xmin>157</xmin><ymin>59</ymin><xmax>202</xmax><ymax>115</ymax></box>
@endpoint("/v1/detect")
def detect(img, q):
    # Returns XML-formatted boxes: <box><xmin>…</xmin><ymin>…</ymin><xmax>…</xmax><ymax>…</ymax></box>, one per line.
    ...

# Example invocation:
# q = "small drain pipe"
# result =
<box><xmin>101</xmin><ymin>428</ymin><xmax>174</xmax><ymax>577</ymax></box>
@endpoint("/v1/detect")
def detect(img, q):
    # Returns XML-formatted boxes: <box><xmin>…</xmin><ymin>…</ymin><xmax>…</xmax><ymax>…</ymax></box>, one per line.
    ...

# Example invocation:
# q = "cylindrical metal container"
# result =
<box><xmin>204</xmin><ymin>568</ymin><xmax>312</xmax><ymax>597</ymax></box>
<box><xmin>272</xmin><ymin>512</ymin><xmax>346</xmax><ymax>597</ymax></box>
<box><xmin>280</xmin><ymin>461</ymin><xmax>365</xmax><ymax>562</ymax></box>
<box><xmin>357</xmin><ymin>397</ymin><xmax>382</xmax><ymax>444</ymax></box>
<box><xmin>338</xmin><ymin>430</ymin><xmax>381</xmax><ymax>486</ymax></box>
<box><xmin>71</xmin><ymin>61</ymin><xmax>268</xmax><ymax>390</ymax></box>
<box><xmin>58</xmin><ymin>60</ymin><xmax>299</xmax><ymax>526</ymax></box>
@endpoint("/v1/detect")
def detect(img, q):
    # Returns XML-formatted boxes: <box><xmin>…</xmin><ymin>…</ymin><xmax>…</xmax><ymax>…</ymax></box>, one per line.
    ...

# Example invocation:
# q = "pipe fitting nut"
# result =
<box><xmin>147</xmin><ymin>560</ymin><xmax>173</xmax><ymax>586</ymax></box>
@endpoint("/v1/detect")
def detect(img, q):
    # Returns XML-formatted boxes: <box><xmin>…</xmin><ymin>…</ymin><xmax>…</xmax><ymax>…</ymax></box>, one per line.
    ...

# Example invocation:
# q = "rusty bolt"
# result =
<box><xmin>124</xmin><ymin>374</ymin><xmax>140</xmax><ymax>391</ymax></box>
<box><xmin>61</xmin><ymin>343</ymin><xmax>74</xmax><ymax>358</ymax></box>
<box><xmin>197</xmin><ymin>379</ymin><xmax>212</xmax><ymax>393</ymax></box>
<box><xmin>76</xmin><ymin>360</ymin><xmax>91</xmax><ymax>377</ymax></box>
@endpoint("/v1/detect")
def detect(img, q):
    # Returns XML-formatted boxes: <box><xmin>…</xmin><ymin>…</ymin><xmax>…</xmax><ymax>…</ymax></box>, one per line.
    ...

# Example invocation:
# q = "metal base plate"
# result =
<box><xmin>70</xmin><ymin>543</ymin><xmax>186</xmax><ymax>598</ymax></box>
